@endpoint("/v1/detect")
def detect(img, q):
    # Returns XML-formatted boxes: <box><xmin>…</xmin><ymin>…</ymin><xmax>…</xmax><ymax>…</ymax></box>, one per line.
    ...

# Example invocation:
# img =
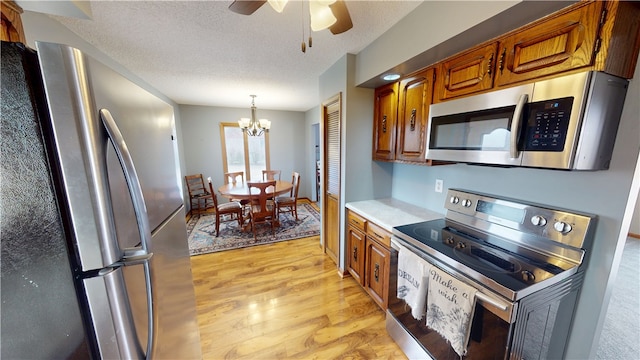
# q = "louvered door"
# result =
<box><xmin>323</xmin><ymin>94</ymin><xmax>341</xmax><ymax>265</ymax></box>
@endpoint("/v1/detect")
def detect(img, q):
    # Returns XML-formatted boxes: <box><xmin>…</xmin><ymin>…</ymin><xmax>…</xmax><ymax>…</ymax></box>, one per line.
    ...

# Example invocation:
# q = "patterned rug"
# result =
<box><xmin>187</xmin><ymin>203</ymin><xmax>320</xmax><ymax>256</ymax></box>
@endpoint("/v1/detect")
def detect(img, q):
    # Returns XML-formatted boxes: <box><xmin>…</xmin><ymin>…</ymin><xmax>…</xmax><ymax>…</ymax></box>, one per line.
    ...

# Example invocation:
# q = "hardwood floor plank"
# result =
<box><xmin>190</xmin><ymin>236</ymin><xmax>406</xmax><ymax>359</ymax></box>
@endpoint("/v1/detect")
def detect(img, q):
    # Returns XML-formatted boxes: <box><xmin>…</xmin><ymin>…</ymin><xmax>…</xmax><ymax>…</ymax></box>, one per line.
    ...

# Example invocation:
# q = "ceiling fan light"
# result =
<box><xmin>309</xmin><ymin>2</ymin><xmax>337</xmax><ymax>31</ymax></box>
<box><xmin>267</xmin><ymin>0</ymin><xmax>288</xmax><ymax>13</ymax></box>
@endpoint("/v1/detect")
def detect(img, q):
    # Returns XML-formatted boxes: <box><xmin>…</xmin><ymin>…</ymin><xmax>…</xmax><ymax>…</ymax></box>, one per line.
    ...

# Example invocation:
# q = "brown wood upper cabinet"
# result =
<box><xmin>372</xmin><ymin>82</ymin><xmax>398</xmax><ymax>161</ymax></box>
<box><xmin>396</xmin><ymin>68</ymin><xmax>435</xmax><ymax>163</ymax></box>
<box><xmin>1</xmin><ymin>1</ymin><xmax>26</xmax><ymax>43</ymax></box>
<box><xmin>373</xmin><ymin>68</ymin><xmax>435</xmax><ymax>163</ymax></box>
<box><xmin>431</xmin><ymin>1</ymin><xmax>639</xmax><ymax>103</ymax></box>
<box><xmin>434</xmin><ymin>43</ymin><xmax>497</xmax><ymax>103</ymax></box>
<box><xmin>495</xmin><ymin>1</ymin><xmax>603</xmax><ymax>87</ymax></box>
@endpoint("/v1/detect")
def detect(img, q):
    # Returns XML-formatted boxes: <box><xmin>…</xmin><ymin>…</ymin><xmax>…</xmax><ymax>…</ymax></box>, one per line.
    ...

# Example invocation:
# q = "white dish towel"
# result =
<box><xmin>397</xmin><ymin>244</ymin><xmax>431</xmax><ymax>320</ymax></box>
<box><xmin>426</xmin><ymin>266</ymin><xmax>478</xmax><ymax>358</ymax></box>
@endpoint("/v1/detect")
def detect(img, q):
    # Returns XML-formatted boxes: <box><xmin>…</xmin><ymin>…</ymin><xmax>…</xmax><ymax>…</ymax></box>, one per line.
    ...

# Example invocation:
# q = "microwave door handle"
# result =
<box><xmin>510</xmin><ymin>94</ymin><xmax>528</xmax><ymax>159</ymax></box>
<box><xmin>100</xmin><ymin>108</ymin><xmax>157</xmax><ymax>359</ymax></box>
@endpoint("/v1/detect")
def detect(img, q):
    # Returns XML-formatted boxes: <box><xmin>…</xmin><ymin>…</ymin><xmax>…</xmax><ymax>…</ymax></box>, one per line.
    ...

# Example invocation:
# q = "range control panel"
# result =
<box><xmin>444</xmin><ymin>189</ymin><xmax>595</xmax><ymax>249</ymax></box>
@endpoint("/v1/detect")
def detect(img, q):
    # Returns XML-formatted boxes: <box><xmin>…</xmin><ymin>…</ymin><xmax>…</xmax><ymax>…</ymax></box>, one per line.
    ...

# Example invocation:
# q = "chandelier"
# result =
<box><xmin>238</xmin><ymin>95</ymin><xmax>271</xmax><ymax>136</ymax></box>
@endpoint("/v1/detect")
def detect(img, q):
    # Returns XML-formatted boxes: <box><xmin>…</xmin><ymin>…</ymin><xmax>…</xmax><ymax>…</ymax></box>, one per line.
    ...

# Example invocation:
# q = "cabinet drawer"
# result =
<box><xmin>347</xmin><ymin>210</ymin><xmax>367</xmax><ymax>232</ymax></box>
<box><xmin>366</xmin><ymin>221</ymin><xmax>391</xmax><ymax>248</ymax></box>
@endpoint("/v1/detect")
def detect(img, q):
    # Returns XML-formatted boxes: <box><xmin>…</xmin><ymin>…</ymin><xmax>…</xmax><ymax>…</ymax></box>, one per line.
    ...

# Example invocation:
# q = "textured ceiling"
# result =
<box><xmin>42</xmin><ymin>0</ymin><xmax>423</xmax><ymax>111</ymax></box>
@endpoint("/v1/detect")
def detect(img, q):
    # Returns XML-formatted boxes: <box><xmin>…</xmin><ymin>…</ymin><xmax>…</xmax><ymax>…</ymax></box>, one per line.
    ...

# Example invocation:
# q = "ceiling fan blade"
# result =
<box><xmin>228</xmin><ymin>0</ymin><xmax>267</xmax><ymax>15</ymax></box>
<box><xmin>329</xmin><ymin>0</ymin><xmax>353</xmax><ymax>35</ymax></box>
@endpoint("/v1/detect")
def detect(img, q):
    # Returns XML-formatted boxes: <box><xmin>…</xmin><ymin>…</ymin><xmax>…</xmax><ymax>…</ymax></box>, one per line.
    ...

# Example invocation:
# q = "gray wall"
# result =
<box><xmin>304</xmin><ymin>106</ymin><xmax>321</xmax><ymax>202</ymax></box>
<box><xmin>179</xmin><ymin>104</ymin><xmax>308</xmax><ymax>201</ymax></box>
<box><xmin>632</xmin><ymin>196</ymin><xmax>640</xmax><ymax>235</ymax></box>
<box><xmin>347</xmin><ymin>1</ymin><xmax>640</xmax><ymax>359</ymax></box>
<box><xmin>355</xmin><ymin>1</ymin><xmax>520</xmax><ymax>86</ymax></box>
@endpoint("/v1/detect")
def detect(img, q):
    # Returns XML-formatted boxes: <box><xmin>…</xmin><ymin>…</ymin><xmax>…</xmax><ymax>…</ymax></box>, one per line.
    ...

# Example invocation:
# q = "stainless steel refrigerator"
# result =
<box><xmin>1</xmin><ymin>41</ymin><xmax>202</xmax><ymax>359</ymax></box>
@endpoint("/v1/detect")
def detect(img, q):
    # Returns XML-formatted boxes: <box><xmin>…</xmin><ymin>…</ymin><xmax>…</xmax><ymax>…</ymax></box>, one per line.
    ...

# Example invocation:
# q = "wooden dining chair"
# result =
<box><xmin>185</xmin><ymin>174</ymin><xmax>215</xmax><ymax>215</ymax></box>
<box><xmin>207</xmin><ymin>178</ymin><xmax>243</xmax><ymax>237</ymax></box>
<box><xmin>224</xmin><ymin>171</ymin><xmax>245</xmax><ymax>184</ymax></box>
<box><xmin>275</xmin><ymin>172</ymin><xmax>300</xmax><ymax>221</ymax></box>
<box><xmin>247</xmin><ymin>180</ymin><xmax>277</xmax><ymax>240</ymax></box>
<box><xmin>224</xmin><ymin>171</ymin><xmax>250</xmax><ymax>208</ymax></box>
<box><xmin>262</xmin><ymin>169</ymin><xmax>281</xmax><ymax>181</ymax></box>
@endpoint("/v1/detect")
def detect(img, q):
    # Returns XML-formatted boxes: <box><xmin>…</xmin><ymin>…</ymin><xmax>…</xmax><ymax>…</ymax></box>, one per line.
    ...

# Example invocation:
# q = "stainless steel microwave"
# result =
<box><xmin>426</xmin><ymin>71</ymin><xmax>629</xmax><ymax>170</ymax></box>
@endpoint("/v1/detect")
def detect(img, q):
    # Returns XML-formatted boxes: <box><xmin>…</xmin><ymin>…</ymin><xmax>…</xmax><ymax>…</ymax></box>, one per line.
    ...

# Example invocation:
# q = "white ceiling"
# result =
<box><xmin>27</xmin><ymin>0</ymin><xmax>424</xmax><ymax>111</ymax></box>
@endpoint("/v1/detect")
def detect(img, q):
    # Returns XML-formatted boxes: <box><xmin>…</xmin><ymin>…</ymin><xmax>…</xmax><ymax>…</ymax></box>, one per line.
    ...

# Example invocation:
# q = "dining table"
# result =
<box><xmin>218</xmin><ymin>180</ymin><xmax>294</xmax><ymax>228</ymax></box>
<box><xmin>217</xmin><ymin>180</ymin><xmax>293</xmax><ymax>201</ymax></box>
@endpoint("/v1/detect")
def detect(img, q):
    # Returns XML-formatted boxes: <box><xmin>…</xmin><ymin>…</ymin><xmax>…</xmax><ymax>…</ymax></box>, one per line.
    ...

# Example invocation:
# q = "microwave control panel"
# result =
<box><xmin>522</xmin><ymin>97</ymin><xmax>574</xmax><ymax>152</ymax></box>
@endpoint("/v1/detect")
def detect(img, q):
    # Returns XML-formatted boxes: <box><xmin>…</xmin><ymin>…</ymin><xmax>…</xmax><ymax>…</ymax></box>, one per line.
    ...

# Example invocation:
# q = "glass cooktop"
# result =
<box><xmin>393</xmin><ymin>218</ymin><xmax>576</xmax><ymax>301</ymax></box>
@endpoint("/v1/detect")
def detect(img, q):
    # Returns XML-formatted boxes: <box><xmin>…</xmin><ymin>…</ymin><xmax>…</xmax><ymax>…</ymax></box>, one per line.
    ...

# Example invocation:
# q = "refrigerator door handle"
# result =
<box><xmin>100</xmin><ymin>108</ymin><xmax>157</xmax><ymax>359</ymax></box>
<box><xmin>108</xmin><ymin>248</ymin><xmax>154</xmax><ymax>268</ymax></box>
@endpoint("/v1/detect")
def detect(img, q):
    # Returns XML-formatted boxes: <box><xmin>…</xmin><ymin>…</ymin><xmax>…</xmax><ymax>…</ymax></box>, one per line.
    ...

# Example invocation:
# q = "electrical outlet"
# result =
<box><xmin>435</xmin><ymin>179</ymin><xmax>443</xmax><ymax>193</ymax></box>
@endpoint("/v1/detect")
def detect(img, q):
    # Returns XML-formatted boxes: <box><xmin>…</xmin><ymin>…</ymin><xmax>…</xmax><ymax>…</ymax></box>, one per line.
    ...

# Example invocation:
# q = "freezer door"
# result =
<box><xmin>89</xmin><ymin>209</ymin><xmax>201</xmax><ymax>359</ymax></box>
<box><xmin>143</xmin><ymin>208</ymin><xmax>202</xmax><ymax>358</ymax></box>
<box><xmin>84</xmin><ymin>267</ymin><xmax>144</xmax><ymax>359</ymax></box>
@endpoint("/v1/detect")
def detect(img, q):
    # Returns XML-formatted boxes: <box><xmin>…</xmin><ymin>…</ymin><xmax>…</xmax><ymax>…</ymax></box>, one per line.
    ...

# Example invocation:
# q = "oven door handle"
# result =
<box><xmin>476</xmin><ymin>291</ymin><xmax>508</xmax><ymax>311</ymax></box>
<box><xmin>391</xmin><ymin>238</ymin><xmax>509</xmax><ymax>312</ymax></box>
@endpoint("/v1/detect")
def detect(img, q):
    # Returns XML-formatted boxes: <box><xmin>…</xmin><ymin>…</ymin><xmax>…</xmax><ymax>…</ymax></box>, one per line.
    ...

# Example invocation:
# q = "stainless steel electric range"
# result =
<box><xmin>387</xmin><ymin>189</ymin><xmax>596</xmax><ymax>360</ymax></box>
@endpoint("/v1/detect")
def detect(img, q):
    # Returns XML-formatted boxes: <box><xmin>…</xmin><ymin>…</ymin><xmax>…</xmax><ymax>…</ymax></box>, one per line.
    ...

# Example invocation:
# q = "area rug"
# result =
<box><xmin>187</xmin><ymin>203</ymin><xmax>321</xmax><ymax>256</ymax></box>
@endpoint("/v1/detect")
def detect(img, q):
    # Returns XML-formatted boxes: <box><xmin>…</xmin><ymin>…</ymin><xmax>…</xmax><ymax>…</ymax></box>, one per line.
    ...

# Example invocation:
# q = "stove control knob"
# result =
<box><xmin>554</xmin><ymin>221</ymin><xmax>573</xmax><ymax>234</ymax></box>
<box><xmin>456</xmin><ymin>242</ymin><xmax>466</xmax><ymax>249</ymax></box>
<box><xmin>521</xmin><ymin>270</ymin><xmax>535</xmax><ymax>282</ymax></box>
<box><xmin>445</xmin><ymin>236</ymin><xmax>455</xmax><ymax>245</ymax></box>
<box><xmin>461</xmin><ymin>199</ymin><xmax>472</xmax><ymax>208</ymax></box>
<box><xmin>450</xmin><ymin>196</ymin><xmax>460</xmax><ymax>205</ymax></box>
<box><xmin>530</xmin><ymin>215</ymin><xmax>547</xmax><ymax>226</ymax></box>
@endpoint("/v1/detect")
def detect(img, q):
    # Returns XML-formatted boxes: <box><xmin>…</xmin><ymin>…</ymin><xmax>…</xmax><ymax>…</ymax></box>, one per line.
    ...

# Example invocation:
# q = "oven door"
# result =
<box><xmin>426</xmin><ymin>84</ymin><xmax>533</xmax><ymax>167</ymax></box>
<box><xmin>387</xmin><ymin>239</ymin><xmax>516</xmax><ymax>360</ymax></box>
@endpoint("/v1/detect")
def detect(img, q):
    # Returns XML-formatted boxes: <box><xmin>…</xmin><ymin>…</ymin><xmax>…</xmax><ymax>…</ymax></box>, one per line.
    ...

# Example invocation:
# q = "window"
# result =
<box><xmin>220</xmin><ymin>122</ymin><xmax>270</xmax><ymax>180</ymax></box>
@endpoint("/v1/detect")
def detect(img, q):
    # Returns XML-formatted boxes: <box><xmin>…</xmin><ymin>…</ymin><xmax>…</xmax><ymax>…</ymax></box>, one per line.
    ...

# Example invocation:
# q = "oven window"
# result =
<box><xmin>430</xmin><ymin>105</ymin><xmax>515</xmax><ymax>151</ymax></box>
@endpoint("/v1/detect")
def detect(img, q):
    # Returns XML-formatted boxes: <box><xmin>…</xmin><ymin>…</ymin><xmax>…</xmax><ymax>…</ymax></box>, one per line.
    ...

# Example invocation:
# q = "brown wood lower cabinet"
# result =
<box><xmin>346</xmin><ymin>209</ymin><xmax>391</xmax><ymax>310</ymax></box>
<box><xmin>346</xmin><ymin>210</ymin><xmax>366</xmax><ymax>285</ymax></box>
<box><xmin>365</xmin><ymin>237</ymin><xmax>390</xmax><ymax>309</ymax></box>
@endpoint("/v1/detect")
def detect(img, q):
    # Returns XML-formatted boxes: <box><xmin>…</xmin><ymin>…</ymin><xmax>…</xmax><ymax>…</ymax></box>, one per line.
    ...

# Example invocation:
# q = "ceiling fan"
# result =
<box><xmin>228</xmin><ymin>0</ymin><xmax>353</xmax><ymax>35</ymax></box>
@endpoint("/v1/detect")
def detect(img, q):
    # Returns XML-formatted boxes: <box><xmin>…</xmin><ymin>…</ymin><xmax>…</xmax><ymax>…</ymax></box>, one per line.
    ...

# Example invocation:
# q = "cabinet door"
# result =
<box><xmin>365</xmin><ymin>238</ymin><xmax>390</xmax><ymax>310</ymax></box>
<box><xmin>496</xmin><ymin>1</ymin><xmax>602</xmax><ymax>86</ymax></box>
<box><xmin>396</xmin><ymin>68</ymin><xmax>435</xmax><ymax>163</ymax></box>
<box><xmin>346</xmin><ymin>226</ymin><xmax>365</xmax><ymax>286</ymax></box>
<box><xmin>434</xmin><ymin>42</ymin><xmax>497</xmax><ymax>103</ymax></box>
<box><xmin>372</xmin><ymin>82</ymin><xmax>398</xmax><ymax>161</ymax></box>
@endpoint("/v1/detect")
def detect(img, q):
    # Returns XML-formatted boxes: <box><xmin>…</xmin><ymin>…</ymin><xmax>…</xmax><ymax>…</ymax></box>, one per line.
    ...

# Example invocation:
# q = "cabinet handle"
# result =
<box><xmin>410</xmin><ymin>109</ymin><xmax>416</xmax><ymax>131</ymax></box>
<box><xmin>499</xmin><ymin>48</ymin><xmax>506</xmax><ymax>74</ymax></box>
<box><xmin>487</xmin><ymin>53</ymin><xmax>494</xmax><ymax>75</ymax></box>
<box><xmin>374</xmin><ymin>263</ymin><xmax>380</xmax><ymax>282</ymax></box>
<box><xmin>382</xmin><ymin>115</ymin><xmax>387</xmax><ymax>133</ymax></box>
<box><xmin>353</xmin><ymin>246</ymin><xmax>357</xmax><ymax>261</ymax></box>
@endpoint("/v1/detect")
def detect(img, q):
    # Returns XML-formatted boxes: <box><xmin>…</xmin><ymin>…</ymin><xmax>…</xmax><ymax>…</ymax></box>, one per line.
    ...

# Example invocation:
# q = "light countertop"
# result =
<box><xmin>345</xmin><ymin>198</ymin><xmax>443</xmax><ymax>232</ymax></box>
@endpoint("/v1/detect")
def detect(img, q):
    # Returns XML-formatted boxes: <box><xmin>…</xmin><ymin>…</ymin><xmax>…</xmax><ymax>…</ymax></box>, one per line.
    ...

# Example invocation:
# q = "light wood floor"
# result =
<box><xmin>189</xmin><ymin>235</ymin><xmax>407</xmax><ymax>359</ymax></box>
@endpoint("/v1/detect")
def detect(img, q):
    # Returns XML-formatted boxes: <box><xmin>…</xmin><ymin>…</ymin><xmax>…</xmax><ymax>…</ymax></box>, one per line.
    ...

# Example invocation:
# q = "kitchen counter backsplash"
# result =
<box><xmin>345</xmin><ymin>198</ymin><xmax>443</xmax><ymax>232</ymax></box>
